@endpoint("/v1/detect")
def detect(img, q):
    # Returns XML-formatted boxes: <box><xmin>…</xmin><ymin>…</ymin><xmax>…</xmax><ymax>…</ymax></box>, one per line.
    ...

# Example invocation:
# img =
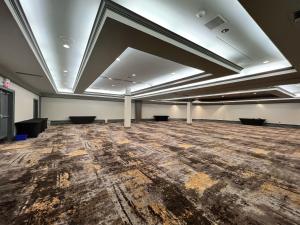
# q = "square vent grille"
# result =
<box><xmin>205</xmin><ymin>16</ymin><xmax>226</xmax><ymax>30</ymax></box>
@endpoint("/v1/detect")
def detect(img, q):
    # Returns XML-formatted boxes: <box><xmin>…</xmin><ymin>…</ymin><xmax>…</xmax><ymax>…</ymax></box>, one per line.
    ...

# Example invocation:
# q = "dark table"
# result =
<box><xmin>69</xmin><ymin>116</ymin><xmax>96</xmax><ymax>124</ymax></box>
<box><xmin>15</xmin><ymin>118</ymin><xmax>48</xmax><ymax>138</ymax></box>
<box><xmin>239</xmin><ymin>118</ymin><xmax>266</xmax><ymax>126</ymax></box>
<box><xmin>153</xmin><ymin>115</ymin><xmax>169</xmax><ymax>121</ymax></box>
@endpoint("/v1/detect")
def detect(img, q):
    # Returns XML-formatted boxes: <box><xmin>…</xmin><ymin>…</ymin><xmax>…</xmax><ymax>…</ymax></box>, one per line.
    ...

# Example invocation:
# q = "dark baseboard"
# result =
<box><xmin>193</xmin><ymin>119</ymin><xmax>300</xmax><ymax>129</ymax></box>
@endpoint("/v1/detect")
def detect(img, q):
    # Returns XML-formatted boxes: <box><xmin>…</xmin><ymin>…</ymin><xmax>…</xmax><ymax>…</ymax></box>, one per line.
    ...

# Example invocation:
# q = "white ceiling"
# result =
<box><xmin>5</xmin><ymin>0</ymin><xmax>297</xmax><ymax>99</ymax></box>
<box><xmin>113</xmin><ymin>0</ymin><xmax>291</xmax><ymax>72</ymax></box>
<box><xmin>18</xmin><ymin>0</ymin><xmax>101</xmax><ymax>93</ymax></box>
<box><xmin>86</xmin><ymin>47</ymin><xmax>204</xmax><ymax>94</ymax></box>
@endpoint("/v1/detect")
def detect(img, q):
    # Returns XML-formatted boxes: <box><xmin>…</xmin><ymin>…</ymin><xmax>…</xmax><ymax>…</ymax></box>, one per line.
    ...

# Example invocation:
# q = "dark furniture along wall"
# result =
<box><xmin>240</xmin><ymin>118</ymin><xmax>266</xmax><ymax>126</ymax></box>
<box><xmin>154</xmin><ymin>115</ymin><xmax>169</xmax><ymax>121</ymax></box>
<box><xmin>15</xmin><ymin>118</ymin><xmax>48</xmax><ymax>138</ymax></box>
<box><xmin>69</xmin><ymin>116</ymin><xmax>96</xmax><ymax>124</ymax></box>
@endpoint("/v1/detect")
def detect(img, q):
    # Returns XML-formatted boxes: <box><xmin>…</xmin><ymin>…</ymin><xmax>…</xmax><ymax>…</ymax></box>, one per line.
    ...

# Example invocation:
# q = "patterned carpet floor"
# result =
<box><xmin>0</xmin><ymin>121</ymin><xmax>299</xmax><ymax>225</ymax></box>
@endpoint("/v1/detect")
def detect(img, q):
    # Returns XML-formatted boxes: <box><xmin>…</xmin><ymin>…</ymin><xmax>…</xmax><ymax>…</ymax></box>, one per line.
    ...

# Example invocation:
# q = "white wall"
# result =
<box><xmin>40</xmin><ymin>98</ymin><xmax>300</xmax><ymax>125</ymax></box>
<box><xmin>142</xmin><ymin>103</ymin><xmax>186</xmax><ymax>119</ymax></box>
<box><xmin>41</xmin><ymin>97</ymin><xmax>135</xmax><ymax>121</ymax></box>
<box><xmin>192</xmin><ymin>103</ymin><xmax>300</xmax><ymax>125</ymax></box>
<box><xmin>0</xmin><ymin>76</ymin><xmax>39</xmax><ymax>122</ymax></box>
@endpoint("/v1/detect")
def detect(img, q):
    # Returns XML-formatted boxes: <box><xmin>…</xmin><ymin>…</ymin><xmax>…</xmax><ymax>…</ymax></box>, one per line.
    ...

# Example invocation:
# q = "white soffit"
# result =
<box><xmin>279</xmin><ymin>84</ymin><xmax>300</xmax><ymax>97</ymax></box>
<box><xmin>113</xmin><ymin>0</ymin><xmax>291</xmax><ymax>73</ymax></box>
<box><xmin>18</xmin><ymin>0</ymin><xmax>102</xmax><ymax>93</ymax></box>
<box><xmin>86</xmin><ymin>47</ymin><xmax>204</xmax><ymax>95</ymax></box>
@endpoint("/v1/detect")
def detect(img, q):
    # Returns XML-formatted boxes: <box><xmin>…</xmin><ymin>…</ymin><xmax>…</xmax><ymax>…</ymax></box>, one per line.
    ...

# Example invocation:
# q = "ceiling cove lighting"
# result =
<box><xmin>132</xmin><ymin>68</ymin><xmax>296</xmax><ymax>99</ymax></box>
<box><xmin>10</xmin><ymin>0</ymin><xmax>102</xmax><ymax>93</ymax></box>
<box><xmin>112</xmin><ymin>0</ymin><xmax>291</xmax><ymax>71</ymax></box>
<box><xmin>86</xmin><ymin>47</ymin><xmax>205</xmax><ymax>95</ymax></box>
<box><xmin>160</xmin><ymin>88</ymin><xmax>284</xmax><ymax>101</ymax></box>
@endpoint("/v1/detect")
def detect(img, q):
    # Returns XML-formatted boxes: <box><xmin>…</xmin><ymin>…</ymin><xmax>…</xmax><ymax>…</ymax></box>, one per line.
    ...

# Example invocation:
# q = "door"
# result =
<box><xmin>33</xmin><ymin>99</ymin><xmax>38</xmax><ymax>119</ymax></box>
<box><xmin>0</xmin><ymin>90</ymin><xmax>9</xmax><ymax>139</ymax></box>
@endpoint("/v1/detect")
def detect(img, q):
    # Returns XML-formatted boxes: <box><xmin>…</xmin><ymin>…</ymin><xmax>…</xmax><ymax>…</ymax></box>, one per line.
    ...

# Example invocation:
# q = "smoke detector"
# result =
<box><xmin>196</xmin><ymin>10</ymin><xmax>206</xmax><ymax>18</ymax></box>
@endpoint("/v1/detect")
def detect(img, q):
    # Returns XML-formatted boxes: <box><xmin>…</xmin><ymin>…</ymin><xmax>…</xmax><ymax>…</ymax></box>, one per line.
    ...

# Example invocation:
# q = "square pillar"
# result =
<box><xmin>124</xmin><ymin>95</ymin><xmax>132</xmax><ymax>128</ymax></box>
<box><xmin>187</xmin><ymin>102</ymin><xmax>192</xmax><ymax>124</ymax></box>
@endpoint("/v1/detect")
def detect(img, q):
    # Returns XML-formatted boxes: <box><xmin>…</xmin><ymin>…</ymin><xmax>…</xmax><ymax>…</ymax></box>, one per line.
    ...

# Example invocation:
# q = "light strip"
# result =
<box><xmin>133</xmin><ymin>68</ymin><xmax>297</xmax><ymax>99</ymax></box>
<box><xmin>160</xmin><ymin>88</ymin><xmax>295</xmax><ymax>101</ymax></box>
<box><xmin>194</xmin><ymin>97</ymin><xmax>300</xmax><ymax>104</ymax></box>
<box><xmin>152</xmin><ymin>97</ymin><xmax>300</xmax><ymax>105</ymax></box>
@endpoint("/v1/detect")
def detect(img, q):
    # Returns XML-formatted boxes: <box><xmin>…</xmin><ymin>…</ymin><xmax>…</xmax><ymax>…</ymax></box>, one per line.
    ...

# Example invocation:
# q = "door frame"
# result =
<box><xmin>33</xmin><ymin>98</ymin><xmax>39</xmax><ymax>119</ymax></box>
<box><xmin>0</xmin><ymin>86</ymin><xmax>15</xmax><ymax>141</ymax></box>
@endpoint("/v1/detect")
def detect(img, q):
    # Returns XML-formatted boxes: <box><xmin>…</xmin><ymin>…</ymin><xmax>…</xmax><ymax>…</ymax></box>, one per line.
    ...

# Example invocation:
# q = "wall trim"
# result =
<box><xmin>193</xmin><ymin>119</ymin><xmax>300</xmax><ymax>129</ymax></box>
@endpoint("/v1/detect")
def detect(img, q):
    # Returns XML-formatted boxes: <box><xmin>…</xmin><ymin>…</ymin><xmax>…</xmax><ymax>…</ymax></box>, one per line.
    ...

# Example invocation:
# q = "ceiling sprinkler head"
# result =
<box><xmin>196</xmin><ymin>10</ymin><xmax>206</xmax><ymax>18</ymax></box>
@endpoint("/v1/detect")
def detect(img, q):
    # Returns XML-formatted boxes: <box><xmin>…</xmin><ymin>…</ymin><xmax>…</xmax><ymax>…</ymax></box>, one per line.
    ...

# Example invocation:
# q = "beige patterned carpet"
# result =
<box><xmin>0</xmin><ymin>121</ymin><xmax>299</xmax><ymax>225</ymax></box>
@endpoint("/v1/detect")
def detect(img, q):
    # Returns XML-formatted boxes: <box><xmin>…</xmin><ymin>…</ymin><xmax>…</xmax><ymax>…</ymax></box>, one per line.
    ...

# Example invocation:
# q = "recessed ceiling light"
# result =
<box><xmin>63</xmin><ymin>44</ymin><xmax>70</xmax><ymax>49</ymax></box>
<box><xmin>108</xmin><ymin>77</ymin><xmax>112</xmax><ymax>80</ymax></box>
<box><xmin>132</xmin><ymin>74</ymin><xmax>136</xmax><ymax>77</ymax></box>
<box><xmin>222</xmin><ymin>96</ymin><xmax>225</xmax><ymax>98</ymax></box>
<box><xmin>221</xmin><ymin>28</ymin><xmax>229</xmax><ymax>34</ymax></box>
<box><xmin>263</xmin><ymin>60</ymin><xmax>270</xmax><ymax>64</ymax></box>
<box><xmin>112</xmin><ymin>84</ymin><xmax>115</xmax><ymax>87</ymax></box>
<box><xmin>63</xmin><ymin>70</ymin><xmax>68</xmax><ymax>73</ymax></box>
<box><xmin>116</xmin><ymin>58</ymin><xmax>120</xmax><ymax>61</ymax></box>
<box><xmin>132</xmin><ymin>81</ymin><xmax>136</xmax><ymax>84</ymax></box>
<box><xmin>254</xmin><ymin>92</ymin><xmax>257</xmax><ymax>95</ymax></box>
<box><xmin>172</xmin><ymin>72</ymin><xmax>176</xmax><ymax>75</ymax></box>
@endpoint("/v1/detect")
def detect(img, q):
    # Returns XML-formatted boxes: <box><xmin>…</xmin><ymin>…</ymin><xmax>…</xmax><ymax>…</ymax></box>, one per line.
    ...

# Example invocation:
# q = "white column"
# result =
<box><xmin>124</xmin><ymin>95</ymin><xmax>132</xmax><ymax>128</ymax></box>
<box><xmin>187</xmin><ymin>102</ymin><xmax>192</xmax><ymax>124</ymax></box>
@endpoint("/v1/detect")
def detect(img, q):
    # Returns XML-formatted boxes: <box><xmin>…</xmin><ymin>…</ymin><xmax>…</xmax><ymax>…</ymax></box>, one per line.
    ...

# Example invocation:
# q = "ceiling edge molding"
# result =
<box><xmin>159</xmin><ymin>87</ymin><xmax>295</xmax><ymax>101</ymax></box>
<box><xmin>132</xmin><ymin>72</ymin><xmax>211</xmax><ymax>95</ymax></box>
<box><xmin>132</xmin><ymin>67</ymin><xmax>296</xmax><ymax>99</ymax></box>
<box><xmin>192</xmin><ymin>97</ymin><xmax>300</xmax><ymax>105</ymax></box>
<box><xmin>104</xmin><ymin>0</ymin><xmax>243</xmax><ymax>71</ymax></box>
<box><xmin>72</xmin><ymin>0</ymin><xmax>107</xmax><ymax>92</ymax></box>
<box><xmin>41</xmin><ymin>93</ymin><xmax>124</xmax><ymax>102</ymax></box>
<box><xmin>4</xmin><ymin>0</ymin><xmax>57</xmax><ymax>93</ymax></box>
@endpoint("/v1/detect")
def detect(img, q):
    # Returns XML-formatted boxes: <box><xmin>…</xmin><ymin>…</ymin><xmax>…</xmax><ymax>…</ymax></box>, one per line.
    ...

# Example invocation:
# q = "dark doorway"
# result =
<box><xmin>33</xmin><ymin>99</ymin><xmax>39</xmax><ymax>119</ymax></box>
<box><xmin>0</xmin><ymin>87</ymin><xmax>14</xmax><ymax>141</ymax></box>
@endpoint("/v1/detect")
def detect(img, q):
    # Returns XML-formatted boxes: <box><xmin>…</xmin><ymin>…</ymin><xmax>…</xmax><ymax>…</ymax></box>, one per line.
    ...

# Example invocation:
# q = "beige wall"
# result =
<box><xmin>192</xmin><ymin>103</ymin><xmax>300</xmax><ymax>125</ymax></box>
<box><xmin>0</xmin><ymin>76</ymin><xmax>39</xmax><ymax>122</ymax></box>
<box><xmin>40</xmin><ymin>97</ymin><xmax>300</xmax><ymax>125</ymax></box>
<box><xmin>41</xmin><ymin>97</ymin><xmax>135</xmax><ymax>121</ymax></box>
<box><xmin>142</xmin><ymin>103</ymin><xmax>186</xmax><ymax>119</ymax></box>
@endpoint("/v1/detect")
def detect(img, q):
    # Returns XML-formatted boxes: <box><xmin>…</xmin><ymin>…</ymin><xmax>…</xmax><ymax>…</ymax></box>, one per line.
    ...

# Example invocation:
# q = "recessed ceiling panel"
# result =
<box><xmin>86</xmin><ymin>47</ymin><xmax>204</xmax><ymax>94</ymax></box>
<box><xmin>113</xmin><ymin>0</ymin><xmax>291</xmax><ymax>73</ymax></box>
<box><xmin>18</xmin><ymin>0</ymin><xmax>101</xmax><ymax>93</ymax></box>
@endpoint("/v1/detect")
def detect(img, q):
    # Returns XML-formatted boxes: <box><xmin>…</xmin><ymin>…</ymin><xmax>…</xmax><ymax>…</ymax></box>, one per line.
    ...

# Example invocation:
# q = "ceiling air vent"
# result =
<box><xmin>294</xmin><ymin>10</ymin><xmax>300</xmax><ymax>23</ymax></box>
<box><xmin>205</xmin><ymin>15</ymin><xmax>226</xmax><ymax>30</ymax></box>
